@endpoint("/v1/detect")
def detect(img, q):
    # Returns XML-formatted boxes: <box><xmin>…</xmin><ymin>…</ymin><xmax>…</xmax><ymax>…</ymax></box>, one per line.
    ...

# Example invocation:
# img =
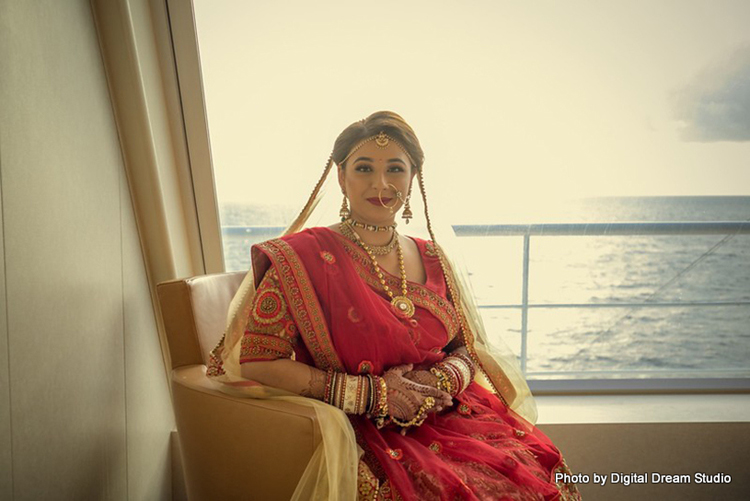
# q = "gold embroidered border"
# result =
<box><xmin>240</xmin><ymin>333</ymin><xmax>294</xmax><ymax>362</ymax></box>
<box><xmin>256</xmin><ymin>239</ymin><xmax>344</xmax><ymax>371</ymax></box>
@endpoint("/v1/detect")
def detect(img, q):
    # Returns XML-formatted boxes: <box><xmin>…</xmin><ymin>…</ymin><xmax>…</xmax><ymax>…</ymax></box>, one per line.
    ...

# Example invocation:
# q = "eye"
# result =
<box><xmin>388</xmin><ymin>165</ymin><xmax>406</xmax><ymax>173</ymax></box>
<box><xmin>354</xmin><ymin>164</ymin><xmax>372</xmax><ymax>172</ymax></box>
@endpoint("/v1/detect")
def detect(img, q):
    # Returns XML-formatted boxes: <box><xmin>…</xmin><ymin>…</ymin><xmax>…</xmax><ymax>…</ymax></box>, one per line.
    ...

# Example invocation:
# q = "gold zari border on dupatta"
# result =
<box><xmin>255</xmin><ymin>239</ymin><xmax>345</xmax><ymax>372</ymax></box>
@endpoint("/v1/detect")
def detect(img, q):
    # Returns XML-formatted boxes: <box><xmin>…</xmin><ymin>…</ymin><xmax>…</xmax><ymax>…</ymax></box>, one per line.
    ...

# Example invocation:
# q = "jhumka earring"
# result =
<box><xmin>340</xmin><ymin>193</ymin><xmax>351</xmax><ymax>221</ymax></box>
<box><xmin>402</xmin><ymin>192</ymin><xmax>413</xmax><ymax>224</ymax></box>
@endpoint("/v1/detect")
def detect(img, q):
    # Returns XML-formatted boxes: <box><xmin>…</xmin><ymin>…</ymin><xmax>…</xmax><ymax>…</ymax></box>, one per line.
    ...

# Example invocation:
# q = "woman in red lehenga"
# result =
<box><xmin>207</xmin><ymin>111</ymin><xmax>581</xmax><ymax>500</ymax></box>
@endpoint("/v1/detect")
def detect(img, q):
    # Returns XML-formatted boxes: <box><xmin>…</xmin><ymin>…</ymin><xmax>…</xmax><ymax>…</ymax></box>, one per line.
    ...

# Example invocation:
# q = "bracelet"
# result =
<box><xmin>429</xmin><ymin>366</ymin><xmax>450</xmax><ymax>393</ymax></box>
<box><xmin>391</xmin><ymin>396</ymin><xmax>435</xmax><ymax>435</ymax></box>
<box><xmin>431</xmin><ymin>352</ymin><xmax>476</xmax><ymax>397</ymax></box>
<box><xmin>450</xmin><ymin>352</ymin><xmax>477</xmax><ymax>382</ymax></box>
<box><xmin>368</xmin><ymin>375</ymin><xmax>390</xmax><ymax>428</ymax></box>
<box><xmin>323</xmin><ymin>371</ymin><xmax>370</xmax><ymax>415</ymax></box>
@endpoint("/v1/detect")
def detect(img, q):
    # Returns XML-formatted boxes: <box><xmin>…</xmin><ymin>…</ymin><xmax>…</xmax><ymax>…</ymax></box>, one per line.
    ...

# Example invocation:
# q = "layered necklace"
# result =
<box><xmin>340</xmin><ymin>220</ymin><xmax>397</xmax><ymax>255</ymax></box>
<box><xmin>340</xmin><ymin>219</ymin><xmax>415</xmax><ymax>318</ymax></box>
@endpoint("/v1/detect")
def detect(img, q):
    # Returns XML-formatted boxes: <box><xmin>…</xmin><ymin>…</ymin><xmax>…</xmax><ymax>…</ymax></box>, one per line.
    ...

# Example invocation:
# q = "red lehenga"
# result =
<box><xmin>208</xmin><ymin>227</ymin><xmax>581</xmax><ymax>500</ymax></box>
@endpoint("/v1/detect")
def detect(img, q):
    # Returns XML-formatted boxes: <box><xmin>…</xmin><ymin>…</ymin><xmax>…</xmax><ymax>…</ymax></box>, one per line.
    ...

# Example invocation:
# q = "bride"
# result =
<box><xmin>207</xmin><ymin>111</ymin><xmax>581</xmax><ymax>500</ymax></box>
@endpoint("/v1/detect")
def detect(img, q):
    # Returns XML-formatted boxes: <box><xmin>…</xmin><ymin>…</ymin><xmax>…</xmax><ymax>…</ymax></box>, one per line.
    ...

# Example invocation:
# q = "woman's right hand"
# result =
<box><xmin>383</xmin><ymin>364</ymin><xmax>452</xmax><ymax>421</ymax></box>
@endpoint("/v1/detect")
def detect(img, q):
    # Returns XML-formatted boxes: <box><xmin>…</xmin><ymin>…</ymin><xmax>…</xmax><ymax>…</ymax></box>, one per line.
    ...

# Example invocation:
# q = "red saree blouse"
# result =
<box><xmin>208</xmin><ymin>227</ymin><xmax>581</xmax><ymax>500</ymax></box>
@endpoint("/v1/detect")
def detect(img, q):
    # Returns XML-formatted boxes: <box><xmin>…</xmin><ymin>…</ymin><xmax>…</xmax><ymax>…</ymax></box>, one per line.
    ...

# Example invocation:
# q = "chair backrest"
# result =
<box><xmin>157</xmin><ymin>271</ymin><xmax>247</xmax><ymax>370</ymax></box>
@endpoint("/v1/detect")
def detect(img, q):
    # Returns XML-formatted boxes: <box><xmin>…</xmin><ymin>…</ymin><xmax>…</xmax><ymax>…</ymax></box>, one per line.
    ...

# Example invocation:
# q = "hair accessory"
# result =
<box><xmin>341</xmin><ymin>131</ymin><xmax>415</xmax><ymax>167</ymax></box>
<box><xmin>375</xmin><ymin>131</ymin><xmax>390</xmax><ymax>147</ymax></box>
<box><xmin>339</xmin><ymin>194</ymin><xmax>351</xmax><ymax>221</ymax></box>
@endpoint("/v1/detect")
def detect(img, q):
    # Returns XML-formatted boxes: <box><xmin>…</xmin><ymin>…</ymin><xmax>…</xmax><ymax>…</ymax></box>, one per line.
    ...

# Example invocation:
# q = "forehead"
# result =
<box><xmin>348</xmin><ymin>140</ymin><xmax>410</xmax><ymax>164</ymax></box>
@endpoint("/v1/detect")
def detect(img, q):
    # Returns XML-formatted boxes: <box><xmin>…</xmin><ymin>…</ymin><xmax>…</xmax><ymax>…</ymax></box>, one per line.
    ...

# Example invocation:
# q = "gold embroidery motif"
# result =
<box><xmin>554</xmin><ymin>458</ymin><xmax>583</xmax><ymax>500</ymax></box>
<box><xmin>240</xmin><ymin>268</ymin><xmax>297</xmax><ymax>363</ymax></box>
<box><xmin>357</xmin><ymin>460</ymin><xmax>380</xmax><ymax>501</ymax></box>
<box><xmin>348</xmin><ymin>306</ymin><xmax>362</xmax><ymax>323</ymax></box>
<box><xmin>457</xmin><ymin>403</ymin><xmax>472</xmax><ymax>415</ymax></box>
<box><xmin>253</xmin><ymin>288</ymin><xmax>285</xmax><ymax>325</ymax></box>
<box><xmin>357</xmin><ymin>360</ymin><xmax>373</xmax><ymax>374</ymax></box>
<box><xmin>320</xmin><ymin>250</ymin><xmax>336</xmax><ymax>264</ymax></box>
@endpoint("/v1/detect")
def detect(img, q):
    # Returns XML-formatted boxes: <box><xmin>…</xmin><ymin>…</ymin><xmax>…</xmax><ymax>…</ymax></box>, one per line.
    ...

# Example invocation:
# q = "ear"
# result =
<box><xmin>409</xmin><ymin>167</ymin><xmax>417</xmax><ymax>191</ymax></box>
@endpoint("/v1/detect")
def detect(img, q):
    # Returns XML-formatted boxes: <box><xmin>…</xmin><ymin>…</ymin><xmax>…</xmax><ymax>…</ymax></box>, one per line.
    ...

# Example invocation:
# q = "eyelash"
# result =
<box><xmin>354</xmin><ymin>165</ymin><xmax>405</xmax><ymax>173</ymax></box>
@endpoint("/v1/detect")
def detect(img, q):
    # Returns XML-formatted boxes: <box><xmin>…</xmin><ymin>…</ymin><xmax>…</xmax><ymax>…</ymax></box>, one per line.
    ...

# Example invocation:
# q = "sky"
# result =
<box><xmin>193</xmin><ymin>0</ymin><xmax>750</xmax><ymax>220</ymax></box>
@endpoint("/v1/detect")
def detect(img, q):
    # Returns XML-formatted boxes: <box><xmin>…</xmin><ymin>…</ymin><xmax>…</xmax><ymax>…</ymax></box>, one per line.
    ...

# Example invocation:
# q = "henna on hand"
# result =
<box><xmin>384</xmin><ymin>364</ymin><xmax>452</xmax><ymax>417</ymax></box>
<box><xmin>300</xmin><ymin>366</ymin><xmax>326</xmax><ymax>399</ymax></box>
<box><xmin>403</xmin><ymin>369</ymin><xmax>439</xmax><ymax>389</ymax></box>
<box><xmin>387</xmin><ymin>387</ymin><xmax>421</xmax><ymax>421</ymax></box>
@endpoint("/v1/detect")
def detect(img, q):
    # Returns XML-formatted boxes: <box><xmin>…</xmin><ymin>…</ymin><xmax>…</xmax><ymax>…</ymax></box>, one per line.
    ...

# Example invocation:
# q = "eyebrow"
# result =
<box><xmin>353</xmin><ymin>156</ymin><xmax>407</xmax><ymax>166</ymax></box>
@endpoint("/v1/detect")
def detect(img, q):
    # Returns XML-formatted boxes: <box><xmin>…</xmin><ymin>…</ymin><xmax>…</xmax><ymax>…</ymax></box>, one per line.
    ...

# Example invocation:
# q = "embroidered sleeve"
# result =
<box><xmin>240</xmin><ymin>266</ymin><xmax>298</xmax><ymax>363</ymax></box>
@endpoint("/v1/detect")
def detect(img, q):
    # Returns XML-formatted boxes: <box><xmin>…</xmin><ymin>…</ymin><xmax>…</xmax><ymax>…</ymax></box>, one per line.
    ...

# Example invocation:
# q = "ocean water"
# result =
<box><xmin>220</xmin><ymin>197</ymin><xmax>750</xmax><ymax>379</ymax></box>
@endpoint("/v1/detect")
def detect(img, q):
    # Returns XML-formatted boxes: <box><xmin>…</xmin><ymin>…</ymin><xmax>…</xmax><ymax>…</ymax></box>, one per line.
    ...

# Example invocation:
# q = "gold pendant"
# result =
<box><xmin>391</xmin><ymin>296</ymin><xmax>415</xmax><ymax>318</ymax></box>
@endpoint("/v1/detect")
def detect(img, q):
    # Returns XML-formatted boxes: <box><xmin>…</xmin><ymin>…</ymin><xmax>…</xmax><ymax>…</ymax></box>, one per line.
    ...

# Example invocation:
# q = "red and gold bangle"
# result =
<box><xmin>431</xmin><ymin>362</ymin><xmax>459</xmax><ymax>396</ymax></box>
<box><xmin>323</xmin><ymin>371</ymin><xmax>371</xmax><ymax>415</ymax></box>
<box><xmin>451</xmin><ymin>352</ymin><xmax>477</xmax><ymax>383</ymax></box>
<box><xmin>443</xmin><ymin>355</ymin><xmax>473</xmax><ymax>394</ymax></box>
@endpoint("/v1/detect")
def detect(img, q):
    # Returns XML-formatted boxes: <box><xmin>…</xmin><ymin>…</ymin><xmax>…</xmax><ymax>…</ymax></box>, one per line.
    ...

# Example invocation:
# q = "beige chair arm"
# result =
<box><xmin>172</xmin><ymin>365</ymin><xmax>321</xmax><ymax>500</ymax></box>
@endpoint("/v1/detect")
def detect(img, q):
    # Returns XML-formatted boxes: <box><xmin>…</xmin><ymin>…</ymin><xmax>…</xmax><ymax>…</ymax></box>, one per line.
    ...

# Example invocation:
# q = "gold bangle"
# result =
<box><xmin>370</xmin><ymin>376</ymin><xmax>390</xmax><ymax>429</ymax></box>
<box><xmin>429</xmin><ymin>366</ymin><xmax>450</xmax><ymax>393</ymax></box>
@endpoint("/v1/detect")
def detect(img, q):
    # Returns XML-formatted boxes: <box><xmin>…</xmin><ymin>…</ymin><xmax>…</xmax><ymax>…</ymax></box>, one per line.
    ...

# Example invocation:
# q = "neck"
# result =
<box><xmin>346</xmin><ymin>214</ymin><xmax>396</xmax><ymax>246</ymax></box>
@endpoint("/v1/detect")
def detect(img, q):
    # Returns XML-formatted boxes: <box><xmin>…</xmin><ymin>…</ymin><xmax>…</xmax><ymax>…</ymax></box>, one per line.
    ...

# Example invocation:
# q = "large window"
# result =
<box><xmin>190</xmin><ymin>0</ymin><xmax>750</xmax><ymax>388</ymax></box>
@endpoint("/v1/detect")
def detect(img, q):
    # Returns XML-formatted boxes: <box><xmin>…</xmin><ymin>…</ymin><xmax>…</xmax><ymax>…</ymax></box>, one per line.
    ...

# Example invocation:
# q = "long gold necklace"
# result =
<box><xmin>341</xmin><ymin>221</ymin><xmax>415</xmax><ymax>318</ymax></box>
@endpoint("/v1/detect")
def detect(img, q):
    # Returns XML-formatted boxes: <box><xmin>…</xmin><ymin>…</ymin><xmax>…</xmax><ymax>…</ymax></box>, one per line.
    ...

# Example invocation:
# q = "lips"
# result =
<box><xmin>367</xmin><ymin>197</ymin><xmax>392</xmax><ymax>205</ymax></box>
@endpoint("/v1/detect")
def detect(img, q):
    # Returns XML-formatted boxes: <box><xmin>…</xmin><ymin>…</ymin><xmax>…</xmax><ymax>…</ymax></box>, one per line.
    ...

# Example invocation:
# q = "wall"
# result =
<box><xmin>540</xmin><ymin>421</ymin><xmax>750</xmax><ymax>500</ymax></box>
<box><xmin>0</xmin><ymin>1</ymin><xmax>174</xmax><ymax>499</ymax></box>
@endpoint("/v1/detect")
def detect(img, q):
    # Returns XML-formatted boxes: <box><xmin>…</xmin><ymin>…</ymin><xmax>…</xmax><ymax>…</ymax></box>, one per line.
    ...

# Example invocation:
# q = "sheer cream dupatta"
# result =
<box><xmin>208</xmin><ymin>157</ymin><xmax>359</xmax><ymax>501</ymax></box>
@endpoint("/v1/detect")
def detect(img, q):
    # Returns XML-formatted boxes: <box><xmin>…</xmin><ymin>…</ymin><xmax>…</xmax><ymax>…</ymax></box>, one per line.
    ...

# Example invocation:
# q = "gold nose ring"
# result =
<box><xmin>378</xmin><ymin>184</ymin><xmax>403</xmax><ymax>213</ymax></box>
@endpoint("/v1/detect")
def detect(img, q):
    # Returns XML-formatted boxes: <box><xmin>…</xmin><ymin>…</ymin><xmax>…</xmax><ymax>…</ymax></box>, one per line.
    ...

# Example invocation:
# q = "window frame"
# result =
<box><xmin>167</xmin><ymin>0</ymin><xmax>749</xmax><ymax>396</ymax></box>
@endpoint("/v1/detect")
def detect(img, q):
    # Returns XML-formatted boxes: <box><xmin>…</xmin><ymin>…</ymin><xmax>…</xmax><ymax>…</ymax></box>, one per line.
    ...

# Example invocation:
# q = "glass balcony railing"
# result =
<box><xmin>221</xmin><ymin>221</ymin><xmax>750</xmax><ymax>393</ymax></box>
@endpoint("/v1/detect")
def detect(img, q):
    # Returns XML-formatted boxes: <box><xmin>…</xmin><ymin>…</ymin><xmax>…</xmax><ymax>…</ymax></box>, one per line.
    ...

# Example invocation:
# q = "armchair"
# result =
<box><xmin>157</xmin><ymin>272</ymin><xmax>320</xmax><ymax>500</ymax></box>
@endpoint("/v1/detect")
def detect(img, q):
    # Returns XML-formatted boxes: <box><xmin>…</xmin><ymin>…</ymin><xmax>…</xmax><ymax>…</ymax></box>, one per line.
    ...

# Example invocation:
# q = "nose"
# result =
<box><xmin>372</xmin><ymin>171</ymin><xmax>388</xmax><ymax>191</ymax></box>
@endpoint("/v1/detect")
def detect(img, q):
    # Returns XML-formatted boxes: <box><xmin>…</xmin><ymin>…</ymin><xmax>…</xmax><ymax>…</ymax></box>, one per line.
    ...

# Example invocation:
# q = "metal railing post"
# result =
<box><xmin>521</xmin><ymin>233</ymin><xmax>530</xmax><ymax>375</ymax></box>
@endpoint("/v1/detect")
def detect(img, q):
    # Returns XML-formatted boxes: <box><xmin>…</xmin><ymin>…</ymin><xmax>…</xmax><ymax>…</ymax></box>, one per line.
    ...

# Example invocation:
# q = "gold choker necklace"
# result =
<box><xmin>340</xmin><ymin>222</ymin><xmax>397</xmax><ymax>256</ymax></box>
<box><xmin>341</xmin><ymin>221</ymin><xmax>415</xmax><ymax>318</ymax></box>
<box><xmin>345</xmin><ymin>218</ymin><xmax>396</xmax><ymax>233</ymax></box>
